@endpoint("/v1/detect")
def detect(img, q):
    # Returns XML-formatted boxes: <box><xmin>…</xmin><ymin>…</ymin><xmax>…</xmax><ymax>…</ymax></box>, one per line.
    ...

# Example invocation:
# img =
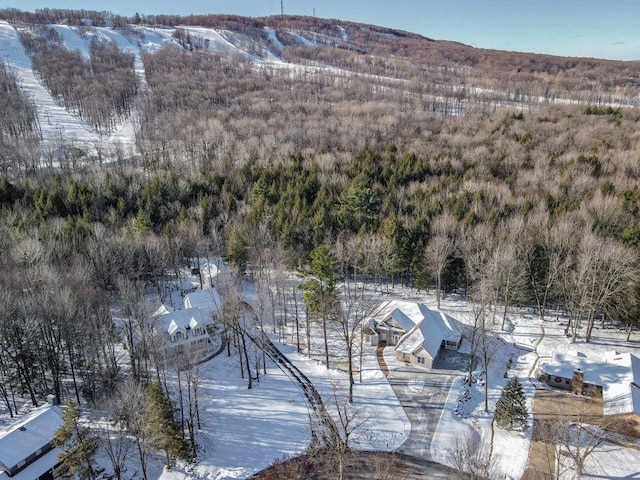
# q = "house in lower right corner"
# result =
<box><xmin>536</xmin><ymin>350</ymin><xmax>640</xmax><ymax>417</ymax></box>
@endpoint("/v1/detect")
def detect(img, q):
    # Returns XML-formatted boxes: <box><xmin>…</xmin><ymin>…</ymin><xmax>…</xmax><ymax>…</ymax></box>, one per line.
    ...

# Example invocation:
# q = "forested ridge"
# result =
<box><xmin>0</xmin><ymin>8</ymin><xmax>640</xmax><ymax>476</ymax></box>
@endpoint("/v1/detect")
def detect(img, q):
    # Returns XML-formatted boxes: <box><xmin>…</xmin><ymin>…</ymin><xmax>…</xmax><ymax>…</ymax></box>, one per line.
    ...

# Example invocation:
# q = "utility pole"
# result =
<box><xmin>281</xmin><ymin>0</ymin><xmax>284</xmax><ymax>17</ymax></box>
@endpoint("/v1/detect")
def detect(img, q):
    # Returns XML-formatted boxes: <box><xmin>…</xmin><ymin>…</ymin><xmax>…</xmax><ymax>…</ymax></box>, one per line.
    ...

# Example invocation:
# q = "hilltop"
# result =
<box><xmin>0</xmin><ymin>8</ymin><xmax>638</xmax><ymax>169</ymax></box>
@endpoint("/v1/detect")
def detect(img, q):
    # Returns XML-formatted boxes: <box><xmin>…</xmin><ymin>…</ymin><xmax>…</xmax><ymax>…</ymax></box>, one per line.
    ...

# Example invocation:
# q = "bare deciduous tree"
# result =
<box><xmin>425</xmin><ymin>212</ymin><xmax>457</xmax><ymax>309</ymax></box>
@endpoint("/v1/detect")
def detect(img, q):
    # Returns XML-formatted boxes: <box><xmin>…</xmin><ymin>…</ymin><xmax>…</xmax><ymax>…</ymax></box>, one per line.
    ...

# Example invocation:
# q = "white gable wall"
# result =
<box><xmin>370</xmin><ymin>300</ymin><xmax>461</xmax><ymax>368</ymax></box>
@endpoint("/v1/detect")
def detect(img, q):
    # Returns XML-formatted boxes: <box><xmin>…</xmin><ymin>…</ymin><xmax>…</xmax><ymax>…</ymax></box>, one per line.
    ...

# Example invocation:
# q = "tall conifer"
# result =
<box><xmin>494</xmin><ymin>376</ymin><xmax>528</xmax><ymax>430</ymax></box>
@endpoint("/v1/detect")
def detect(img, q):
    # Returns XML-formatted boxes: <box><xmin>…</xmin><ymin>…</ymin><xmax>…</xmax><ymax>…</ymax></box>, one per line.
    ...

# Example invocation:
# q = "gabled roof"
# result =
<box><xmin>386</xmin><ymin>307</ymin><xmax>417</xmax><ymax>333</ymax></box>
<box><xmin>0</xmin><ymin>405</ymin><xmax>64</xmax><ymax>476</ymax></box>
<box><xmin>370</xmin><ymin>300</ymin><xmax>461</xmax><ymax>359</ymax></box>
<box><xmin>415</xmin><ymin>304</ymin><xmax>462</xmax><ymax>358</ymax></box>
<box><xmin>153</xmin><ymin>303</ymin><xmax>171</xmax><ymax>317</ymax></box>
<box><xmin>157</xmin><ymin>307</ymin><xmax>207</xmax><ymax>338</ymax></box>
<box><xmin>183</xmin><ymin>288</ymin><xmax>222</xmax><ymax>320</ymax></box>
<box><xmin>396</xmin><ymin>304</ymin><xmax>461</xmax><ymax>358</ymax></box>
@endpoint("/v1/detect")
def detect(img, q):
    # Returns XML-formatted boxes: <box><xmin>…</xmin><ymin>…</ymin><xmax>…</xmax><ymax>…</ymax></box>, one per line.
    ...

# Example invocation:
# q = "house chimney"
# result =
<box><xmin>46</xmin><ymin>394</ymin><xmax>59</xmax><ymax>406</ymax></box>
<box><xmin>571</xmin><ymin>369</ymin><xmax>584</xmax><ymax>395</ymax></box>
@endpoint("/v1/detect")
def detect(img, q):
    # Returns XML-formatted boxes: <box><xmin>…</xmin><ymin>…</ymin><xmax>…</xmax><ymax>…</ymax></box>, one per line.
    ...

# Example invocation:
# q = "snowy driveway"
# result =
<box><xmin>383</xmin><ymin>348</ymin><xmax>468</xmax><ymax>460</ymax></box>
<box><xmin>388</xmin><ymin>366</ymin><xmax>456</xmax><ymax>459</ymax></box>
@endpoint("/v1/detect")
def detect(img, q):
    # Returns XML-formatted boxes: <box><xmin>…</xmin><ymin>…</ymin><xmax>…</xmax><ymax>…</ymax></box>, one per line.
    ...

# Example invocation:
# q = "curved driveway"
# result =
<box><xmin>381</xmin><ymin>347</ymin><xmax>468</xmax><ymax>460</ymax></box>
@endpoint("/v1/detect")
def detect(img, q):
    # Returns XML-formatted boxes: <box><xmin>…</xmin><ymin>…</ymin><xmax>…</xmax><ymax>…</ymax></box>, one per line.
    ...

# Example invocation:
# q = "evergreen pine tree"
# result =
<box><xmin>494</xmin><ymin>376</ymin><xmax>528</xmax><ymax>430</ymax></box>
<box><xmin>299</xmin><ymin>245</ymin><xmax>341</xmax><ymax>368</ymax></box>
<box><xmin>53</xmin><ymin>401</ymin><xmax>98</xmax><ymax>479</ymax></box>
<box><xmin>145</xmin><ymin>381</ymin><xmax>190</xmax><ymax>467</ymax></box>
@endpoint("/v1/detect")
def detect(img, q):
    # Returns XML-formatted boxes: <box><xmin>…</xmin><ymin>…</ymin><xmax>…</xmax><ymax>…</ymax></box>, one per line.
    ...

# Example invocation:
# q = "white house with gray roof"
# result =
<box><xmin>367</xmin><ymin>300</ymin><xmax>462</xmax><ymax>368</ymax></box>
<box><xmin>155</xmin><ymin>287</ymin><xmax>222</xmax><ymax>366</ymax></box>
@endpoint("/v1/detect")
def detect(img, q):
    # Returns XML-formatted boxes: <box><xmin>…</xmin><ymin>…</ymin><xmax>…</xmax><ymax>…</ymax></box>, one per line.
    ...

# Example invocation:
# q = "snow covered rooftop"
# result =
<box><xmin>414</xmin><ymin>304</ymin><xmax>461</xmax><ymax>358</ymax></box>
<box><xmin>0</xmin><ymin>448</ymin><xmax>62</xmax><ymax>480</ymax></box>
<box><xmin>538</xmin><ymin>351</ymin><xmax>640</xmax><ymax>415</ymax></box>
<box><xmin>388</xmin><ymin>307</ymin><xmax>417</xmax><ymax>333</ymax></box>
<box><xmin>0</xmin><ymin>405</ymin><xmax>64</xmax><ymax>476</ymax></box>
<box><xmin>156</xmin><ymin>307</ymin><xmax>209</xmax><ymax>337</ymax></box>
<box><xmin>371</xmin><ymin>300</ymin><xmax>461</xmax><ymax>359</ymax></box>
<box><xmin>183</xmin><ymin>288</ymin><xmax>222</xmax><ymax>318</ymax></box>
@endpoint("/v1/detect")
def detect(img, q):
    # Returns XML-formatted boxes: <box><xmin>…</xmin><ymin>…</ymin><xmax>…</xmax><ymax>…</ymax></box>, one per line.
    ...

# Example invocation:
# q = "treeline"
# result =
<box><xmin>0</xmin><ymin>8</ymin><xmax>129</xmax><ymax>27</ymax></box>
<box><xmin>0</xmin><ymin>170</ymin><xmax>207</xmax><ymax>407</ymax></box>
<box><xmin>19</xmin><ymin>27</ymin><xmax>137</xmax><ymax>133</ymax></box>
<box><xmin>266</xmin><ymin>15</ymin><xmax>640</xmax><ymax>105</ymax></box>
<box><xmin>149</xmin><ymin>13</ymin><xmax>640</xmax><ymax>106</ymax></box>
<box><xmin>135</xmin><ymin>44</ymin><xmax>459</xmax><ymax>171</ymax></box>
<box><xmin>2</xmin><ymin>104</ymin><xmax>640</xmax><ymax>330</ymax></box>
<box><xmin>129</xmin><ymin>39</ymin><xmax>639</xmax><ymax>174</ymax></box>
<box><xmin>5</xmin><ymin>8</ymin><xmax>638</xmax><ymax>111</ymax></box>
<box><xmin>0</xmin><ymin>61</ymin><xmax>41</xmax><ymax>176</ymax></box>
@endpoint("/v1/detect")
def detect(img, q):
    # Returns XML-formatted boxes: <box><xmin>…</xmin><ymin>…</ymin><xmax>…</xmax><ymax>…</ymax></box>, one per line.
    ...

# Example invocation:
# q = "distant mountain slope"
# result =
<box><xmin>0</xmin><ymin>9</ymin><xmax>638</xmax><ymax>166</ymax></box>
<box><xmin>0</xmin><ymin>21</ymin><xmax>101</xmax><ymax>147</ymax></box>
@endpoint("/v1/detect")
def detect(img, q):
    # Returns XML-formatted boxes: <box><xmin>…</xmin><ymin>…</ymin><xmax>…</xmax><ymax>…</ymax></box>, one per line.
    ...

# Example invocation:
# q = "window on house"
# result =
<box><xmin>417</xmin><ymin>357</ymin><xmax>425</xmax><ymax>364</ymax></box>
<box><xmin>174</xmin><ymin>331</ymin><xmax>183</xmax><ymax>341</ymax></box>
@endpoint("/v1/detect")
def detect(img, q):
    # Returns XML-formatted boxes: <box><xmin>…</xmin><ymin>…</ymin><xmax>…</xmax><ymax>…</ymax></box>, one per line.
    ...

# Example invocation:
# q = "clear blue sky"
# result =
<box><xmin>6</xmin><ymin>0</ymin><xmax>640</xmax><ymax>61</ymax></box>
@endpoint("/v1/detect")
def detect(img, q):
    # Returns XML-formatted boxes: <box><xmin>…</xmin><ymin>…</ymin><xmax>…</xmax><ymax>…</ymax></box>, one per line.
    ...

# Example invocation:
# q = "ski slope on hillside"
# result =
<box><xmin>0</xmin><ymin>21</ymin><xmax>286</xmax><ymax>159</ymax></box>
<box><xmin>0</xmin><ymin>20</ymin><xmax>398</xmax><ymax>160</ymax></box>
<box><xmin>0</xmin><ymin>21</ymin><xmax>143</xmax><ymax>157</ymax></box>
<box><xmin>2</xmin><ymin>18</ymin><xmax>636</xmax><ymax>163</ymax></box>
<box><xmin>51</xmin><ymin>24</ymin><xmax>92</xmax><ymax>58</ymax></box>
<box><xmin>0</xmin><ymin>21</ymin><xmax>98</xmax><ymax>146</ymax></box>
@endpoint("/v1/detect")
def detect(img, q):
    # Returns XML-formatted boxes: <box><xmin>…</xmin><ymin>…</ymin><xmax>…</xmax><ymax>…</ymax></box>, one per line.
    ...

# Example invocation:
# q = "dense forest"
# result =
<box><xmin>0</xmin><ymin>8</ymin><xmax>640</xmax><ymax>475</ymax></box>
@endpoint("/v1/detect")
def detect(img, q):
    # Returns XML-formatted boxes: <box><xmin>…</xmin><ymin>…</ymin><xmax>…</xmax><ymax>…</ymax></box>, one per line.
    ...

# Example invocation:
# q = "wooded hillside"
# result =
<box><xmin>0</xmin><ymin>8</ymin><xmax>639</xmax><ymax>442</ymax></box>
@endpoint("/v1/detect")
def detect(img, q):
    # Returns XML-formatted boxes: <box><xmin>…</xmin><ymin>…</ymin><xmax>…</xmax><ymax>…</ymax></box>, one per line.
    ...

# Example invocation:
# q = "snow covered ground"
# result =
<box><xmin>0</xmin><ymin>21</ymin><xmax>262</xmax><ymax>162</ymax></box>
<box><xmin>0</xmin><ymin>21</ymin><xmax>106</xmax><ymax>148</ymax></box>
<box><xmin>2</xmin><ymin>269</ymin><xmax>639</xmax><ymax>479</ymax></box>
<box><xmin>175</xmin><ymin>277</ymin><xmax>639</xmax><ymax>480</ymax></box>
<box><xmin>3</xmin><ymin>19</ymin><xmax>619</xmax><ymax>168</ymax></box>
